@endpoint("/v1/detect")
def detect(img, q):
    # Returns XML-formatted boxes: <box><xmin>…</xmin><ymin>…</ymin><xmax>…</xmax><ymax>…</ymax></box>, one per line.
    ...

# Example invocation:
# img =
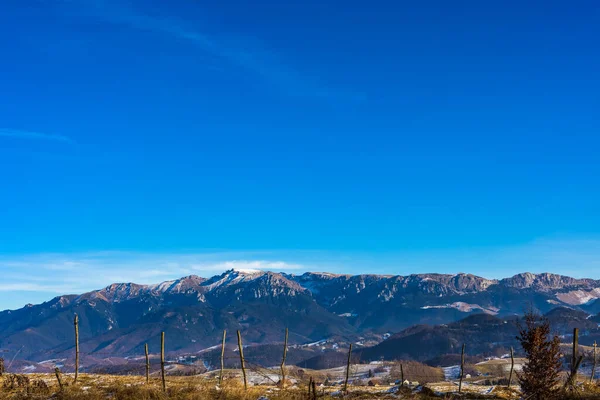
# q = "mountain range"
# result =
<box><xmin>1</xmin><ymin>269</ymin><xmax>600</xmax><ymax>370</ymax></box>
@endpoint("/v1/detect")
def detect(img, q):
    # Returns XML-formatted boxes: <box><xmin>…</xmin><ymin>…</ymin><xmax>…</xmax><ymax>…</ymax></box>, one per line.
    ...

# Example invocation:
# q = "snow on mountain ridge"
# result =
<box><xmin>61</xmin><ymin>270</ymin><xmax>600</xmax><ymax>308</ymax></box>
<box><xmin>233</xmin><ymin>268</ymin><xmax>263</xmax><ymax>274</ymax></box>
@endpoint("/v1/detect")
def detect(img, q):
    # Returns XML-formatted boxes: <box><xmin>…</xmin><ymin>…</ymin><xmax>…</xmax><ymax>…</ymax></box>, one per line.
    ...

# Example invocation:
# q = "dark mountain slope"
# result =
<box><xmin>2</xmin><ymin>270</ymin><xmax>600</xmax><ymax>363</ymax></box>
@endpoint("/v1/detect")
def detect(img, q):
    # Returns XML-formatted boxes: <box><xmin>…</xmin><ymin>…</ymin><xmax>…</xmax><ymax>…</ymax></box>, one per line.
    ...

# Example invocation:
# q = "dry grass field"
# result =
<box><xmin>0</xmin><ymin>371</ymin><xmax>515</xmax><ymax>400</ymax></box>
<box><xmin>0</xmin><ymin>373</ymin><xmax>440</xmax><ymax>400</ymax></box>
<box><xmin>1</xmin><ymin>368</ymin><xmax>599</xmax><ymax>399</ymax></box>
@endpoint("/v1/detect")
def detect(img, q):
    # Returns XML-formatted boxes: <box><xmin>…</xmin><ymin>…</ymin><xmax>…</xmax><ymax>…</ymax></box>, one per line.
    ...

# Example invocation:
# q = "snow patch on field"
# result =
<box><xmin>38</xmin><ymin>359</ymin><xmax>66</xmax><ymax>365</ymax></box>
<box><xmin>197</xmin><ymin>345</ymin><xmax>220</xmax><ymax>354</ymax></box>
<box><xmin>421</xmin><ymin>302</ymin><xmax>499</xmax><ymax>315</ymax></box>
<box><xmin>556</xmin><ymin>288</ymin><xmax>600</xmax><ymax>305</ymax></box>
<box><xmin>442</xmin><ymin>365</ymin><xmax>461</xmax><ymax>380</ymax></box>
<box><xmin>303</xmin><ymin>339</ymin><xmax>327</xmax><ymax>347</ymax></box>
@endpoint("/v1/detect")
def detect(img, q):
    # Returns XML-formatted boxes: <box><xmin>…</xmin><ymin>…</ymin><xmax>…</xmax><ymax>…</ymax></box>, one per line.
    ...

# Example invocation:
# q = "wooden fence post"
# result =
<box><xmin>55</xmin><ymin>367</ymin><xmax>64</xmax><ymax>391</ymax></box>
<box><xmin>161</xmin><ymin>332</ymin><xmax>166</xmax><ymax>392</ymax></box>
<box><xmin>572</xmin><ymin>328</ymin><xmax>579</xmax><ymax>381</ymax></box>
<box><xmin>219</xmin><ymin>330</ymin><xmax>226</xmax><ymax>385</ymax></box>
<box><xmin>400</xmin><ymin>363</ymin><xmax>404</xmax><ymax>387</ymax></box>
<box><xmin>344</xmin><ymin>344</ymin><xmax>353</xmax><ymax>392</ymax></box>
<box><xmin>458</xmin><ymin>343</ymin><xmax>465</xmax><ymax>393</ymax></box>
<box><xmin>566</xmin><ymin>327</ymin><xmax>580</xmax><ymax>389</ymax></box>
<box><xmin>592</xmin><ymin>341</ymin><xmax>597</xmax><ymax>382</ymax></box>
<box><xmin>74</xmin><ymin>314</ymin><xmax>79</xmax><ymax>384</ymax></box>
<box><xmin>566</xmin><ymin>328</ymin><xmax>583</xmax><ymax>390</ymax></box>
<box><xmin>144</xmin><ymin>343</ymin><xmax>149</xmax><ymax>384</ymax></box>
<box><xmin>280</xmin><ymin>328</ymin><xmax>288</xmax><ymax>387</ymax></box>
<box><xmin>237</xmin><ymin>330</ymin><xmax>247</xmax><ymax>390</ymax></box>
<box><xmin>308</xmin><ymin>376</ymin><xmax>313</xmax><ymax>397</ymax></box>
<box><xmin>311</xmin><ymin>378</ymin><xmax>317</xmax><ymax>400</ymax></box>
<box><xmin>567</xmin><ymin>356</ymin><xmax>584</xmax><ymax>390</ymax></box>
<box><xmin>508</xmin><ymin>346</ymin><xmax>514</xmax><ymax>388</ymax></box>
<box><xmin>0</xmin><ymin>357</ymin><xmax>4</xmax><ymax>376</ymax></box>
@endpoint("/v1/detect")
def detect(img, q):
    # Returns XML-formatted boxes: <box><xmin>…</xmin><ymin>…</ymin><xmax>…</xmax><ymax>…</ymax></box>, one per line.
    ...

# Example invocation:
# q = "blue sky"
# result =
<box><xmin>1</xmin><ymin>1</ymin><xmax>599</xmax><ymax>310</ymax></box>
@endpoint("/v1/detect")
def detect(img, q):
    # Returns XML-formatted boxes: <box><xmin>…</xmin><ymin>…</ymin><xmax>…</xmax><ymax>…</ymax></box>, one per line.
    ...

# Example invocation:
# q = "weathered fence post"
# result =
<box><xmin>572</xmin><ymin>328</ymin><xmax>579</xmax><ymax>381</ymax></box>
<box><xmin>568</xmin><ymin>356</ymin><xmax>584</xmax><ymax>390</ymax></box>
<box><xmin>144</xmin><ymin>343</ymin><xmax>149</xmax><ymax>384</ymax></box>
<box><xmin>592</xmin><ymin>341</ymin><xmax>597</xmax><ymax>382</ymax></box>
<box><xmin>311</xmin><ymin>378</ymin><xmax>317</xmax><ymax>400</ymax></box>
<box><xmin>458</xmin><ymin>343</ymin><xmax>465</xmax><ymax>393</ymax></box>
<box><xmin>0</xmin><ymin>357</ymin><xmax>4</xmax><ymax>376</ymax></box>
<box><xmin>161</xmin><ymin>332</ymin><xmax>166</xmax><ymax>392</ymax></box>
<box><xmin>280</xmin><ymin>327</ymin><xmax>288</xmax><ymax>387</ymax></box>
<box><xmin>237</xmin><ymin>330</ymin><xmax>247</xmax><ymax>390</ymax></box>
<box><xmin>74</xmin><ymin>314</ymin><xmax>79</xmax><ymax>384</ymax></box>
<box><xmin>55</xmin><ymin>367</ymin><xmax>64</xmax><ymax>391</ymax></box>
<box><xmin>344</xmin><ymin>343</ymin><xmax>353</xmax><ymax>392</ymax></box>
<box><xmin>219</xmin><ymin>330</ymin><xmax>226</xmax><ymax>385</ymax></box>
<box><xmin>566</xmin><ymin>327</ymin><xmax>582</xmax><ymax>389</ymax></box>
<box><xmin>508</xmin><ymin>346</ymin><xmax>514</xmax><ymax>388</ymax></box>
<box><xmin>400</xmin><ymin>363</ymin><xmax>404</xmax><ymax>387</ymax></box>
<box><xmin>566</xmin><ymin>328</ymin><xmax>583</xmax><ymax>390</ymax></box>
<box><xmin>308</xmin><ymin>376</ymin><xmax>313</xmax><ymax>397</ymax></box>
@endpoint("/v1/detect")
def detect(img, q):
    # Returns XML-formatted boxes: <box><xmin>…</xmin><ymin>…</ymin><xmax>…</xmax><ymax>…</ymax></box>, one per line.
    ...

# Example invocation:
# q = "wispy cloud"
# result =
<box><xmin>191</xmin><ymin>260</ymin><xmax>305</xmax><ymax>272</ymax></box>
<box><xmin>0</xmin><ymin>283</ymin><xmax>79</xmax><ymax>293</ymax></box>
<box><xmin>0</xmin><ymin>251</ymin><xmax>311</xmax><ymax>309</ymax></box>
<box><xmin>365</xmin><ymin>236</ymin><xmax>600</xmax><ymax>279</ymax></box>
<box><xmin>0</xmin><ymin>128</ymin><xmax>73</xmax><ymax>143</ymax></box>
<box><xmin>68</xmin><ymin>0</ymin><xmax>359</xmax><ymax>100</ymax></box>
<box><xmin>3</xmin><ymin>237</ymin><xmax>600</xmax><ymax>310</ymax></box>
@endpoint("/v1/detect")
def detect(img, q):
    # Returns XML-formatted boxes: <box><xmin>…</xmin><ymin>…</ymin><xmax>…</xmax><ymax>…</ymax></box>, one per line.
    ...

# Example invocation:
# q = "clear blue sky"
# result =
<box><xmin>1</xmin><ymin>1</ymin><xmax>599</xmax><ymax>310</ymax></box>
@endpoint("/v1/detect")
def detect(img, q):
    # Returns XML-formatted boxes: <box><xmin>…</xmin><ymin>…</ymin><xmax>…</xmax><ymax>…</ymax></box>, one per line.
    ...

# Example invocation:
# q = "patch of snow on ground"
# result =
<box><xmin>38</xmin><ymin>359</ymin><xmax>66</xmax><ymax>365</ymax></box>
<box><xmin>442</xmin><ymin>365</ymin><xmax>461</xmax><ymax>380</ymax></box>
<box><xmin>421</xmin><ymin>302</ymin><xmax>499</xmax><ymax>314</ymax></box>
<box><xmin>197</xmin><ymin>345</ymin><xmax>220</xmax><ymax>354</ymax></box>
<box><xmin>302</xmin><ymin>339</ymin><xmax>327</xmax><ymax>347</ymax></box>
<box><xmin>556</xmin><ymin>288</ymin><xmax>600</xmax><ymax>305</ymax></box>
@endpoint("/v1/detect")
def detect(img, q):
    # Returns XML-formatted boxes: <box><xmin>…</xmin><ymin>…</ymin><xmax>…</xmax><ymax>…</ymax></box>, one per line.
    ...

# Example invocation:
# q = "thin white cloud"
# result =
<box><xmin>367</xmin><ymin>237</ymin><xmax>600</xmax><ymax>280</ymax></box>
<box><xmin>66</xmin><ymin>0</ymin><xmax>359</xmax><ymax>100</ymax></box>
<box><xmin>191</xmin><ymin>260</ymin><xmax>304</xmax><ymax>272</ymax></box>
<box><xmin>0</xmin><ymin>251</ymin><xmax>310</xmax><ymax>305</ymax></box>
<box><xmin>2</xmin><ymin>238</ymin><xmax>600</xmax><ymax>310</ymax></box>
<box><xmin>0</xmin><ymin>128</ymin><xmax>73</xmax><ymax>143</ymax></box>
<box><xmin>0</xmin><ymin>283</ymin><xmax>79</xmax><ymax>293</ymax></box>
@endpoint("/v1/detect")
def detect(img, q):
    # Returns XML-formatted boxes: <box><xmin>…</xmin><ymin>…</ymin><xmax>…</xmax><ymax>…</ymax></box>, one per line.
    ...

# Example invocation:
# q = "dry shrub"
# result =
<box><xmin>389</xmin><ymin>360</ymin><xmax>444</xmax><ymax>383</ymax></box>
<box><xmin>3</xmin><ymin>374</ymin><xmax>30</xmax><ymax>390</ymax></box>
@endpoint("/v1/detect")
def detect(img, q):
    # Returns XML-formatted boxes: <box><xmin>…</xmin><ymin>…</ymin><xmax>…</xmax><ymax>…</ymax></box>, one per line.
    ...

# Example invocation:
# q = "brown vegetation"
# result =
<box><xmin>389</xmin><ymin>361</ymin><xmax>444</xmax><ymax>384</ymax></box>
<box><xmin>0</xmin><ymin>373</ymin><xmax>450</xmax><ymax>400</ymax></box>
<box><xmin>516</xmin><ymin>311</ymin><xmax>562</xmax><ymax>400</ymax></box>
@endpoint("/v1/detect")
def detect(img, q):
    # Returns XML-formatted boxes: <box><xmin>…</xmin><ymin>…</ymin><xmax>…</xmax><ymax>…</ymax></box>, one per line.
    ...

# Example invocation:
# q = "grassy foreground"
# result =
<box><xmin>0</xmin><ymin>373</ymin><xmax>440</xmax><ymax>400</ymax></box>
<box><xmin>0</xmin><ymin>372</ymin><xmax>479</xmax><ymax>400</ymax></box>
<box><xmin>2</xmin><ymin>373</ymin><xmax>600</xmax><ymax>399</ymax></box>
